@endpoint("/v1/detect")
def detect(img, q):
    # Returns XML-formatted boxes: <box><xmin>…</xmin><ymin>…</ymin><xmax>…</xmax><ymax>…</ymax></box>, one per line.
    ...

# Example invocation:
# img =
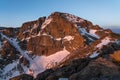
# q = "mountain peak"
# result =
<box><xmin>0</xmin><ymin>12</ymin><xmax>120</xmax><ymax>80</ymax></box>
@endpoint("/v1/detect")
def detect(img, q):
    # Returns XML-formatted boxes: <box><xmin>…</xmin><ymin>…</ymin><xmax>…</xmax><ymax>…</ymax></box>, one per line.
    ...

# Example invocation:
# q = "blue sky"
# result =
<box><xmin>0</xmin><ymin>0</ymin><xmax>120</xmax><ymax>28</ymax></box>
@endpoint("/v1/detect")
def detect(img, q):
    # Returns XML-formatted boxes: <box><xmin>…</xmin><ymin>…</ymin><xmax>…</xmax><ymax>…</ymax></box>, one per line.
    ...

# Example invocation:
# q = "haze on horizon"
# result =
<box><xmin>0</xmin><ymin>0</ymin><xmax>120</xmax><ymax>28</ymax></box>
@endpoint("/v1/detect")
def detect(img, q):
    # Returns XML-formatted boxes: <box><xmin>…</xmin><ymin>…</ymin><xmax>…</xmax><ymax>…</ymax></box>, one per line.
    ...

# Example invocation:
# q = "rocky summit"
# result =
<box><xmin>0</xmin><ymin>12</ymin><xmax>120</xmax><ymax>80</ymax></box>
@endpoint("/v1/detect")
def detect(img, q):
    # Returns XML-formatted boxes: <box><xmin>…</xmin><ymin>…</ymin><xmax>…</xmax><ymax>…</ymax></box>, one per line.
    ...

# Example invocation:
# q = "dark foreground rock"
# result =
<box><xmin>34</xmin><ymin>57</ymin><xmax>120</xmax><ymax>80</ymax></box>
<box><xmin>69</xmin><ymin>57</ymin><xmax>120</xmax><ymax>80</ymax></box>
<box><xmin>10</xmin><ymin>74</ymin><xmax>33</xmax><ymax>80</ymax></box>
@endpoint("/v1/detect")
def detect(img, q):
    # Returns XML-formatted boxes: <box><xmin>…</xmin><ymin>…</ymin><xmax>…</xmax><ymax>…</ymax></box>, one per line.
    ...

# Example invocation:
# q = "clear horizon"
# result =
<box><xmin>0</xmin><ymin>0</ymin><xmax>120</xmax><ymax>28</ymax></box>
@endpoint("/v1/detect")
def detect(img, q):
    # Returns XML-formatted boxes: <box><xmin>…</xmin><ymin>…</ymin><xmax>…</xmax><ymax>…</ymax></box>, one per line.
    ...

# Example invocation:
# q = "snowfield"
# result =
<box><xmin>27</xmin><ymin>47</ymin><xmax>70</xmax><ymax>77</ymax></box>
<box><xmin>0</xmin><ymin>33</ymin><xmax>70</xmax><ymax>79</ymax></box>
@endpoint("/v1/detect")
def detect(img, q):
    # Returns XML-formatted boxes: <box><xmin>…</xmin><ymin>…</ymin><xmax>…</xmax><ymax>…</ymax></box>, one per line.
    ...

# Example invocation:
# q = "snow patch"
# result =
<box><xmin>56</xmin><ymin>36</ymin><xmax>74</xmax><ymax>41</ymax></box>
<box><xmin>26</xmin><ymin>37</ymin><xmax>31</xmax><ymax>40</ymax></box>
<box><xmin>32</xmin><ymin>24</ymin><xmax>38</xmax><ymax>29</ymax></box>
<box><xmin>78</xmin><ymin>27</ymin><xmax>99</xmax><ymax>41</ymax></box>
<box><xmin>41</xmin><ymin>33</ymin><xmax>48</xmax><ymax>36</ymax></box>
<box><xmin>56</xmin><ymin>38</ymin><xmax>62</xmax><ymax>41</ymax></box>
<box><xmin>23</xmin><ymin>30</ymin><xmax>30</xmax><ymax>34</ymax></box>
<box><xmin>64</xmin><ymin>13</ymin><xmax>84</xmax><ymax>24</ymax></box>
<box><xmin>41</xmin><ymin>18</ymin><xmax>52</xmax><ymax>29</ymax></box>
<box><xmin>116</xmin><ymin>39</ymin><xmax>120</xmax><ymax>44</ymax></box>
<box><xmin>0</xmin><ymin>60</ymin><xmax>21</xmax><ymax>80</ymax></box>
<box><xmin>63</xmin><ymin>36</ymin><xmax>74</xmax><ymax>41</ymax></box>
<box><xmin>59</xmin><ymin>78</ymin><xmax>68</xmax><ymax>80</ymax></box>
<box><xmin>96</xmin><ymin>37</ymin><xmax>112</xmax><ymax>49</ymax></box>
<box><xmin>5</xmin><ymin>71</ymin><xmax>20</xmax><ymax>80</ymax></box>
<box><xmin>89</xmin><ymin>52</ymin><xmax>100</xmax><ymax>58</ymax></box>
<box><xmin>8</xmin><ymin>71</ymin><xmax>20</xmax><ymax>79</ymax></box>
<box><xmin>3</xmin><ymin>62</ymin><xmax>17</xmax><ymax>74</ymax></box>
<box><xmin>78</xmin><ymin>27</ymin><xmax>87</xmax><ymax>35</ymax></box>
<box><xmin>0</xmin><ymin>41</ymin><xmax>2</xmax><ymax>48</ymax></box>
<box><xmin>89</xmin><ymin>29</ymin><xmax>99</xmax><ymax>38</ymax></box>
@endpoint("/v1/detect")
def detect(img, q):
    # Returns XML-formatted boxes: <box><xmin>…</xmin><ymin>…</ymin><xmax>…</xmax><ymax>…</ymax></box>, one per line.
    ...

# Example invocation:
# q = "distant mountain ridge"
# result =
<box><xmin>111</xmin><ymin>28</ymin><xmax>120</xmax><ymax>34</ymax></box>
<box><xmin>0</xmin><ymin>27</ymin><xmax>6</xmax><ymax>30</ymax></box>
<box><xmin>0</xmin><ymin>12</ymin><xmax>120</xmax><ymax>80</ymax></box>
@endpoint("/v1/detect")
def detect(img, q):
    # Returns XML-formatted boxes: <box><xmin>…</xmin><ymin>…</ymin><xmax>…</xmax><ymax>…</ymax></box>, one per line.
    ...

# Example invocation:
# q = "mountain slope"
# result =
<box><xmin>0</xmin><ymin>12</ymin><xmax>120</xmax><ymax>80</ymax></box>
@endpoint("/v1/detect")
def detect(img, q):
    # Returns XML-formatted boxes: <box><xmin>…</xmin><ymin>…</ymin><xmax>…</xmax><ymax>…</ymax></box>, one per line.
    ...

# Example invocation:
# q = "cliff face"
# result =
<box><xmin>0</xmin><ymin>12</ymin><xmax>120</xmax><ymax>80</ymax></box>
<box><xmin>26</xmin><ymin>12</ymin><xmax>85</xmax><ymax>56</ymax></box>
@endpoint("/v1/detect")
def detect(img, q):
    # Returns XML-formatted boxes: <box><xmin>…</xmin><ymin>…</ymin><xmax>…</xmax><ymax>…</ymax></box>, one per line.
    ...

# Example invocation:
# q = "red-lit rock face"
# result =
<box><xmin>0</xmin><ymin>12</ymin><xmax>120</xmax><ymax>80</ymax></box>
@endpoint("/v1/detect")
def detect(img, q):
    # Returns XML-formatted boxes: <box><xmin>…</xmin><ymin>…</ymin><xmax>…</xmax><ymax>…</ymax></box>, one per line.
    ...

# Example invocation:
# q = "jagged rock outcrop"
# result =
<box><xmin>0</xmin><ymin>39</ymin><xmax>21</xmax><ymax>79</ymax></box>
<box><xmin>1</xmin><ymin>27</ymin><xmax>19</xmax><ymax>38</ymax></box>
<box><xmin>0</xmin><ymin>40</ymin><xmax>19</xmax><ymax>63</ymax></box>
<box><xmin>18</xmin><ymin>39</ymin><xmax>27</xmax><ymax>50</ymax></box>
<box><xmin>17</xmin><ymin>17</ymin><xmax>46</xmax><ymax>40</ymax></box>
